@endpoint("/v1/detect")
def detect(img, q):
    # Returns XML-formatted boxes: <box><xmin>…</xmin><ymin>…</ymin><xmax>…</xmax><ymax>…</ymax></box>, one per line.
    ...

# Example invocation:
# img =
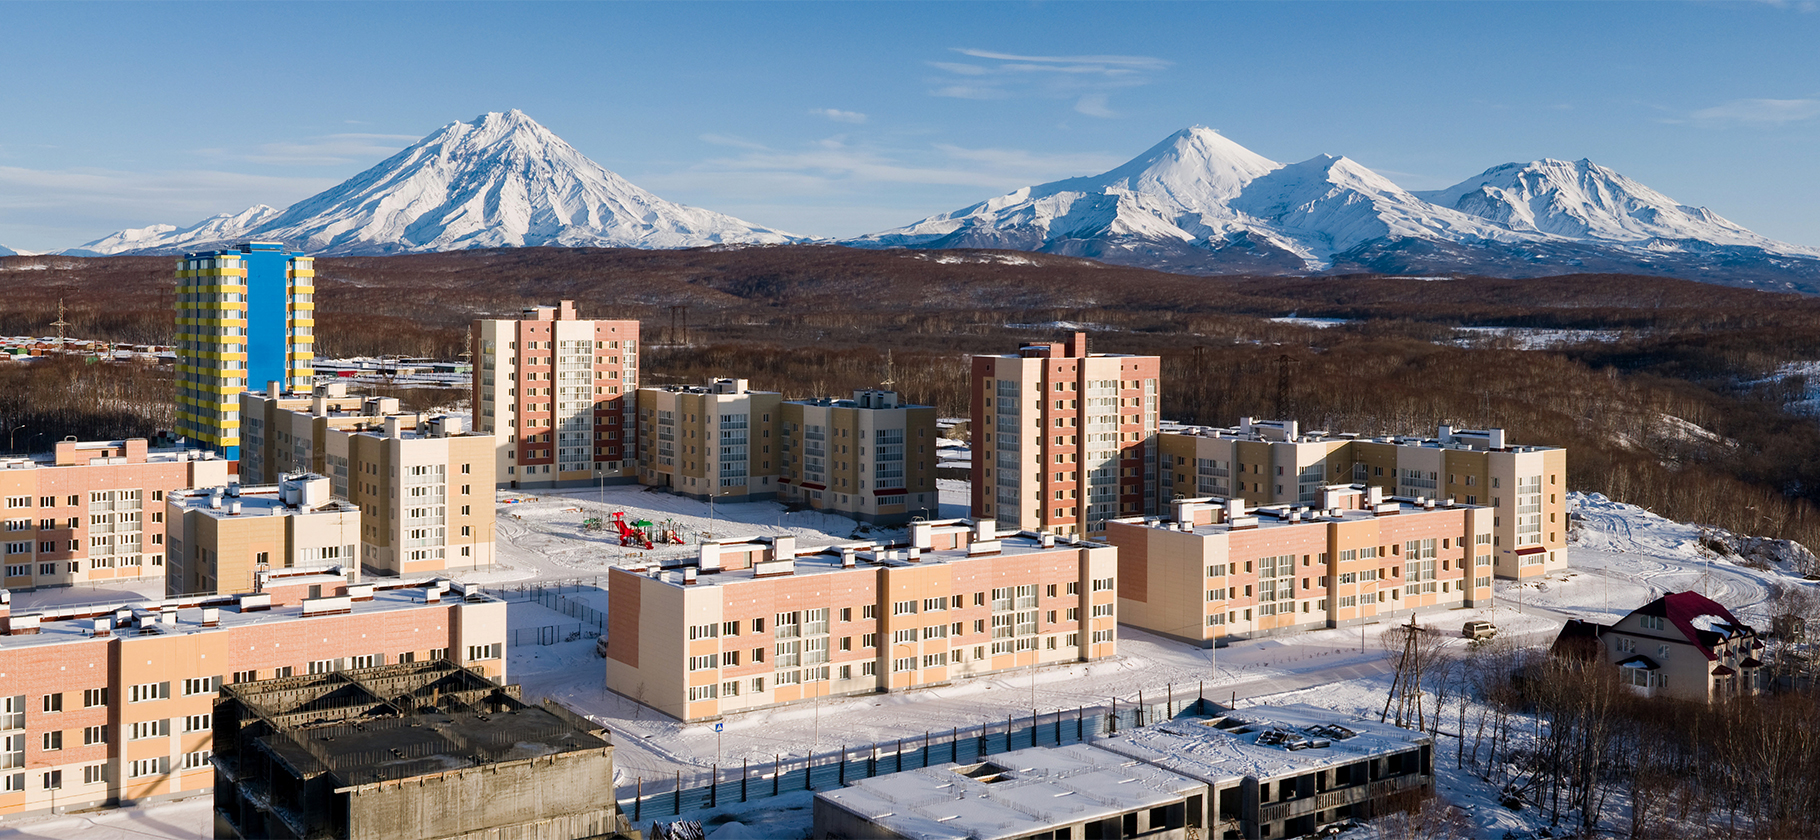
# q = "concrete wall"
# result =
<box><xmin>344</xmin><ymin>749</ymin><xmax>617</xmax><ymax>840</ymax></box>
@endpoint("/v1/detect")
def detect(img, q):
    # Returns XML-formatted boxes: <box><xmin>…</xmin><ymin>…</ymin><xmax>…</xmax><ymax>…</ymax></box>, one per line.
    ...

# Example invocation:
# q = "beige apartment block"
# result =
<box><xmin>0</xmin><ymin>439</ymin><xmax>230</xmax><ymax>592</ymax></box>
<box><xmin>779</xmin><ymin>390</ymin><xmax>939</xmax><ymax>525</ymax></box>
<box><xmin>473</xmin><ymin>300</ymin><xmax>639</xmax><ymax>489</ymax></box>
<box><xmin>164</xmin><ymin>474</ymin><xmax>361</xmax><ymax>597</ymax></box>
<box><xmin>636</xmin><ymin>379</ymin><xmax>783</xmax><ymax>503</ymax></box>
<box><xmin>0</xmin><ymin>576</ymin><xmax>505</xmax><ymax>819</ymax></box>
<box><xmin>1106</xmin><ymin>487</ymin><xmax>1494</xmax><ymax>645</ymax></box>
<box><xmin>238</xmin><ymin>381</ymin><xmax>401</xmax><ymax>484</ymax></box>
<box><xmin>605</xmin><ymin>520</ymin><xmax>1119</xmax><ymax>722</ymax></box>
<box><xmin>327</xmin><ymin>414</ymin><xmax>494</xmax><ymax>576</ymax></box>
<box><xmin>1161</xmin><ymin>421</ymin><xmax>1567</xmax><ymax>579</ymax></box>
<box><xmin>971</xmin><ymin>333</ymin><xmax>1161</xmax><ymax>537</ymax></box>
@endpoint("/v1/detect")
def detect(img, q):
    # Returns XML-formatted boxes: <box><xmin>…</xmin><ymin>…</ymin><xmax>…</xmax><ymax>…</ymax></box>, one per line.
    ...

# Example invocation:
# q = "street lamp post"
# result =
<box><xmin>7</xmin><ymin>424</ymin><xmax>23</xmax><ymax>453</ymax></box>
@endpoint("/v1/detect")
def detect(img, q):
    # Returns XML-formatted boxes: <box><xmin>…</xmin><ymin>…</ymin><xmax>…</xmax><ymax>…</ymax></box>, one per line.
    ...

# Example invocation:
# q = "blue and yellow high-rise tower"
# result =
<box><xmin>174</xmin><ymin>243</ymin><xmax>314</xmax><ymax>460</ymax></box>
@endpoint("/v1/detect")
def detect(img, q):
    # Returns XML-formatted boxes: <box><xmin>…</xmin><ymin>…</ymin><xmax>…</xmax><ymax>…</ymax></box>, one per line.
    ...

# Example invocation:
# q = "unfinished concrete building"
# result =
<box><xmin>212</xmin><ymin>661</ymin><xmax>626</xmax><ymax>840</ymax></box>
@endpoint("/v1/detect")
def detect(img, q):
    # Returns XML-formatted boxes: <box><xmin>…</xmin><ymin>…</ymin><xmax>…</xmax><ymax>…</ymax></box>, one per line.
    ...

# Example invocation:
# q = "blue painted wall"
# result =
<box><xmin>242</xmin><ymin>243</ymin><xmax>289</xmax><ymax>392</ymax></box>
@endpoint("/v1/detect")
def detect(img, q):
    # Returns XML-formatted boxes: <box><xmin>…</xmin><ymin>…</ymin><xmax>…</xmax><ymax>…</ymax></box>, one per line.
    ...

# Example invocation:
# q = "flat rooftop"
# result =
<box><xmin>0</xmin><ymin>446</ymin><xmax>220</xmax><ymax>471</ymax></box>
<box><xmin>634</xmin><ymin>526</ymin><xmax>1096</xmax><ymax>590</ymax></box>
<box><xmin>1110</xmin><ymin>493</ymin><xmax>1480</xmax><ymax>539</ymax></box>
<box><xmin>1094</xmin><ymin>703</ymin><xmax>1432</xmax><ymax>784</ymax></box>
<box><xmin>818</xmin><ymin>742</ymin><xmax>1203</xmax><ymax>840</ymax></box>
<box><xmin>1165</xmin><ymin>421</ymin><xmax>1559</xmax><ymax>453</ymax></box>
<box><xmin>0</xmin><ymin>580</ymin><xmax>484</xmax><ymax>652</ymax></box>
<box><xmin>168</xmin><ymin>482</ymin><xmax>359</xmax><ymax>518</ymax></box>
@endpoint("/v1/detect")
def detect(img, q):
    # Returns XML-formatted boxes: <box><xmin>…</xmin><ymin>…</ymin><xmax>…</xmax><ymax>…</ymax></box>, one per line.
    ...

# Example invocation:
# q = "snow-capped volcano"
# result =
<box><xmin>850</xmin><ymin>128</ymin><xmax>1820</xmax><ymax>287</ymax></box>
<box><xmin>1413</xmin><ymin>158</ymin><xmax>1820</xmax><ymax>258</ymax></box>
<box><xmin>65</xmin><ymin>111</ymin><xmax>800</xmax><ymax>256</ymax></box>
<box><xmin>848</xmin><ymin>127</ymin><xmax>1532</xmax><ymax>271</ymax></box>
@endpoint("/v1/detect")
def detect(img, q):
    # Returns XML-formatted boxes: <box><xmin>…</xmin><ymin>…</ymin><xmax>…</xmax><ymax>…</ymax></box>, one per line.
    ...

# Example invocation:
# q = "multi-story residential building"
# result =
<box><xmin>1553</xmin><ymin>591</ymin><xmax>1765</xmax><ymax>703</ymax></box>
<box><xmin>0</xmin><ymin>439</ymin><xmax>230</xmax><ymax>592</ymax></box>
<box><xmin>778</xmin><ymin>389</ymin><xmax>939</xmax><ymax>524</ymax></box>
<box><xmin>970</xmin><ymin>332</ymin><xmax>1160</xmax><ymax>537</ymax></box>
<box><xmin>0</xmin><ymin>576</ymin><xmax>505</xmax><ymax>818</ymax></box>
<box><xmin>605</xmin><ymin>520</ymin><xmax>1118</xmax><ymax>721</ymax></box>
<box><xmin>173</xmin><ymin>243</ymin><xmax>314</xmax><ymax>460</ymax></box>
<box><xmin>164</xmin><ymin>473</ymin><xmax>361</xmax><ymax>597</ymax></box>
<box><xmin>326</xmin><ymin>414</ymin><xmax>494</xmax><ymax>576</ymax></box>
<box><xmin>636</xmin><ymin>379</ymin><xmax>782</xmax><ymax>503</ymax></box>
<box><xmin>1160</xmin><ymin>420</ymin><xmax>1567</xmax><ymax>578</ymax></box>
<box><xmin>214</xmin><ymin>661</ymin><xmax>620</xmax><ymax>840</ymax></box>
<box><xmin>240</xmin><ymin>383</ymin><xmax>496</xmax><ymax>576</ymax></box>
<box><xmin>238</xmin><ymin>381</ymin><xmax>400</xmax><ymax>484</ymax></box>
<box><xmin>472</xmin><ymin>300</ymin><xmax>639</xmax><ymax>489</ymax></box>
<box><xmin>1106</xmin><ymin>487</ymin><xmax>1494</xmax><ymax>645</ymax></box>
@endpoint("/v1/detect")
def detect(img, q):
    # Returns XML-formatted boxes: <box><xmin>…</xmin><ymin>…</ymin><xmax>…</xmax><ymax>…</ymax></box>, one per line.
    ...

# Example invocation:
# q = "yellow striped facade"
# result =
<box><xmin>173</xmin><ymin>247</ymin><xmax>313</xmax><ymax>456</ymax></box>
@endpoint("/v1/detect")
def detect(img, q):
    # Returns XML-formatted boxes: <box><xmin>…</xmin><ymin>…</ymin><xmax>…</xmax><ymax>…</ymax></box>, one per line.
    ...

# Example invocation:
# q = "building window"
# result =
<box><xmin>182</xmin><ymin>676</ymin><xmax>221</xmax><ymax>696</ymax></box>
<box><xmin>128</xmin><ymin>682</ymin><xmax>168</xmax><ymax>703</ymax></box>
<box><xmin>41</xmin><ymin>731</ymin><xmax>61</xmax><ymax>751</ymax></box>
<box><xmin>467</xmin><ymin>643</ymin><xmax>503</xmax><ymax>661</ymax></box>
<box><xmin>83</xmin><ymin>725</ymin><xmax>106</xmax><ymax>746</ymax></box>
<box><xmin>83</xmin><ymin>688</ymin><xmax>107</xmax><ymax>708</ymax></box>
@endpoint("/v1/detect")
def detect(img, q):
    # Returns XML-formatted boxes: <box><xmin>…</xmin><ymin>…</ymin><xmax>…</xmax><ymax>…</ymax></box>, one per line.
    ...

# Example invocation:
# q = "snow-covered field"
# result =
<box><xmin>6</xmin><ymin>490</ymin><xmax>1813</xmax><ymax>839</ymax></box>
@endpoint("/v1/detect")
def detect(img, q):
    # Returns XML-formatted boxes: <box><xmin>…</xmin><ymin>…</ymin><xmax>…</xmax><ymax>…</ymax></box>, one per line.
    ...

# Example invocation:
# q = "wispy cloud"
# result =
<box><xmin>927</xmin><ymin>47</ymin><xmax>1170</xmax><ymax>118</ymax></box>
<box><xmin>195</xmin><ymin>132</ymin><xmax>418</xmax><ymax>166</ymax></box>
<box><xmin>646</xmin><ymin>135</ymin><xmax>1123</xmax><ymax>198</ymax></box>
<box><xmin>0</xmin><ymin>165</ymin><xmax>337</xmax><ymax>247</ymax></box>
<box><xmin>810</xmin><ymin>108</ymin><xmax>868</xmax><ymax>124</ymax></box>
<box><xmin>1684</xmin><ymin>97</ymin><xmax>1820</xmax><ymax>126</ymax></box>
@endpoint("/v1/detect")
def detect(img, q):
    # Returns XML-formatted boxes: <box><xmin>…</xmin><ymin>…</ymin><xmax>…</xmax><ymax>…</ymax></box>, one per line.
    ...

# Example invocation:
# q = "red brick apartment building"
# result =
<box><xmin>0</xmin><ymin>575</ymin><xmax>504</xmax><ymax>817</ymax></box>
<box><xmin>0</xmin><ymin>439</ymin><xmax>231</xmax><ymax>593</ymax></box>
<box><xmin>606</xmin><ymin>520</ymin><xmax>1118</xmax><ymax>721</ymax></box>
<box><xmin>970</xmin><ymin>333</ymin><xmax>1160</xmax><ymax>537</ymax></box>
<box><xmin>472</xmin><ymin>300</ymin><xmax>639</xmax><ymax>489</ymax></box>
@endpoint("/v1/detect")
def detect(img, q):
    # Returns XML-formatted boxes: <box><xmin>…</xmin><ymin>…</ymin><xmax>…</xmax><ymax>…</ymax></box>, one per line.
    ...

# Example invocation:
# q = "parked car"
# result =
<box><xmin>1462</xmin><ymin>620</ymin><xmax>1498</xmax><ymax>640</ymax></box>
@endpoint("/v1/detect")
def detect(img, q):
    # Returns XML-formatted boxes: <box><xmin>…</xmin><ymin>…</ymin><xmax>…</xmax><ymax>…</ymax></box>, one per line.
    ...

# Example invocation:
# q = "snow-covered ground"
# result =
<box><xmin>9</xmin><ymin>489</ymin><xmax>1813</xmax><ymax>839</ymax></box>
<box><xmin>1451</xmin><ymin>325</ymin><xmax>1625</xmax><ymax>349</ymax></box>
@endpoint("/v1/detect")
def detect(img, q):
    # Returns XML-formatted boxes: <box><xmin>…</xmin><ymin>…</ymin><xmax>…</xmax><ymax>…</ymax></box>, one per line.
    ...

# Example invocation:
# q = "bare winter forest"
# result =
<box><xmin>5</xmin><ymin>244</ymin><xmax>1820</xmax><ymax>559</ymax></box>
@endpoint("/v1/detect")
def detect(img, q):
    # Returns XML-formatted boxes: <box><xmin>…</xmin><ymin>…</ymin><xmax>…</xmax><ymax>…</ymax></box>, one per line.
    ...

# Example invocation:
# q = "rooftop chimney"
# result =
<box><xmin>385</xmin><ymin>416</ymin><xmax>403</xmax><ymax>439</ymax></box>
<box><xmin>1067</xmin><ymin>331</ymin><xmax>1089</xmax><ymax>358</ymax></box>
<box><xmin>267</xmin><ymin>380</ymin><xmax>282</xmax><ymax>399</ymax></box>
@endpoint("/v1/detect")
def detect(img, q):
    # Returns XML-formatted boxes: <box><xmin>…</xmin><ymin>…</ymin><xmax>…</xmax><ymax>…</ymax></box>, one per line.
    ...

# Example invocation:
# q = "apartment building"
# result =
<box><xmin>238</xmin><ymin>381</ymin><xmax>400</xmax><ymax>484</ymax></box>
<box><xmin>0</xmin><ymin>577</ymin><xmax>506</xmax><ymax>818</ymax></box>
<box><xmin>779</xmin><ymin>390</ymin><xmax>939</xmax><ymax>525</ymax></box>
<box><xmin>970</xmin><ymin>332</ymin><xmax>1160</xmax><ymax>537</ymax></box>
<box><xmin>1160</xmin><ymin>420</ymin><xmax>1566</xmax><ymax>578</ymax></box>
<box><xmin>215</xmin><ymin>662</ymin><xmax>619</xmax><ymax>840</ymax></box>
<box><xmin>240</xmin><ymin>383</ymin><xmax>496</xmax><ymax>576</ymax></box>
<box><xmin>817</xmin><ymin>703</ymin><xmax>1433</xmax><ymax>840</ymax></box>
<box><xmin>173</xmin><ymin>243</ymin><xmax>315</xmax><ymax>459</ymax></box>
<box><xmin>0</xmin><ymin>439</ymin><xmax>230</xmax><ymax>592</ymax></box>
<box><xmin>1106</xmin><ymin>487</ymin><xmax>1494</xmax><ymax>645</ymax></box>
<box><xmin>636</xmin><ymin>379</ymin><xmax>783</xmax><ymax>503</ymax></box>
<box><xmin>472</xmin><ymin>300</ymin><xmax>639</xmax><ymax>489</ymax></box>
<box><xmin>164</xmin><ymin>473</ymin><xmax>361</xmax><ymax>597</ymax></box>
<box><xmin>1553</xmin><ymin>591</ymin><xmax>1765</xmax><ymax>703</ymax></box>
<box><xmin>605</xmin><ymin>520</ymin><xmax>1118</xmax><ymax>722</ymax></box>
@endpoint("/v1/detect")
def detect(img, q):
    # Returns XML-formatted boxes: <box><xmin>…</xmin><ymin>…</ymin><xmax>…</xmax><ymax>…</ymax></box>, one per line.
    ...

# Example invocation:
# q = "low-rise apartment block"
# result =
<box><xmin>473</xmin><ymin>300</ymin><xmax>639</xmax><ymax>489</ymax></box>
<box><xmin>636</xmin><ymin>379</ymin><xmax>782</xmax><ymax>503</ymax></box>
<box><xmin>0</xmin><ymin>576</ymin><xmax>505</xmax><ymax>818</ymax></box>
<box><xmin>1553</xmin><ymin>591</ymin><xmax>1765</xmax><ymax>703</ymax></box>
<box><xmin>214</xmin><ymin>661</ymin><xmax>620</xmax><ymax>840</ymax></box>
<box><xmin>779</xmin><ymin>389</ymin><xmax>939</xmax><ymax>525</ymax></box>
<box><xmin>165</xmin><ymin>473</ymin><xmax>361</xmax><ymax>597</ymax></box>
<box><xmin>241</xmin><ymin>382</ymin><xmax>497</xmax><ymax>576</ymax></box>
<box><xmin>238</xmin><ymin>381</ymin><xmax>401</xmax><ymax>484</ymax></box>
<box><xmin>0</xmin><ymin>438</ymin><xmax>230</xmax><ymax>592</ymax></box>
<box><xmin>1107</xmin><ymin>487</ymin><xmax>1494</xmax><ymax>645</ymax></box>
<box><xmin>970</xmin><ymin>332</ymin><xmax>1160</xmax><ymax>537</ymax></box>
<box><xmin>606</xmin><ymin>520</ymin><xmax>1118</xmax><ymax>721</ymax></box>
<box><xmin>1160</xmin><ymin>420</ymin><xmax>1566</xmax><ymax>578</ymax></box>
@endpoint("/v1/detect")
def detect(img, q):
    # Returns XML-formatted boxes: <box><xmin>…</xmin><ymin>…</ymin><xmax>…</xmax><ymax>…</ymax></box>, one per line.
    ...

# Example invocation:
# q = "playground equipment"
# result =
<box><xmin>610</xmin><ymin>512</ymin><xmax>655</xmax><ymax>550</ymax></box>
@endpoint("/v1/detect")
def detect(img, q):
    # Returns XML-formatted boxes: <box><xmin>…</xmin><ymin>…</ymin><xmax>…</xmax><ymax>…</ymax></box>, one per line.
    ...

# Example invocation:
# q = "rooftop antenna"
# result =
<box><xmin>881</xmin><ymin>350</ymin><xmax>895</xmax><ymax>391</ymax></box>
<box><xmin>50</xmin><ymin>299</ymin><xmax>71</xmax><ymax>352</ymax></box>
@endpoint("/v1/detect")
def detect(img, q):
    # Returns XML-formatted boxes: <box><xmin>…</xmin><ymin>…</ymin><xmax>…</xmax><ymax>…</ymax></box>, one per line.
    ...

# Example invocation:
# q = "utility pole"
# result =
<box><xmin>50</xmin><ymin>299</ymin><xmax>71</xmax><ymax>354</ymax></box>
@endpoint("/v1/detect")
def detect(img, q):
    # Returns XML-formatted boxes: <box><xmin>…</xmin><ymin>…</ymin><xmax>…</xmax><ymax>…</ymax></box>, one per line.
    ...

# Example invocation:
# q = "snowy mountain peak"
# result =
<box><xmin>1414</xmin><ymin>158</ymin><xmax>1820</xmax><ymax>257</ymax></box>
<box><xmin>62</xmin><ymin>111</ymin><xmax>802</xmax><ymax>256</ymax></box>
<box><xmin>1095</xmin><ymin>126</ymin><xmax>1280</xmax><ymax>204</ymax></box>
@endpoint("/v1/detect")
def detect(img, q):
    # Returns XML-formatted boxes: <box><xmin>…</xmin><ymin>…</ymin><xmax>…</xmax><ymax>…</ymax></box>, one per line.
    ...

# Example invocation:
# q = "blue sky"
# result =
<box><xmin>2</xmin><ymin>1</ymin><xmax>1818</xmax><ymax>252</ymax></box>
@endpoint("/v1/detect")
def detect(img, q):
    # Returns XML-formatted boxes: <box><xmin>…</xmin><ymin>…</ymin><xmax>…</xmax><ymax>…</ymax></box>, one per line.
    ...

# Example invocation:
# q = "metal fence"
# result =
<box><xmin>619</xmin><ymin>690</ymin><xmax>1226</xmax><ymax>821</ymax></box>
<box><xmin>485</xmin><ymin>581</ymin><xmax>609</xmax><ymax>634</ymax></box>
<box><xmin>510</xmin><ymin>623</ymin><xmax>592</xmax><ymax>647</ymax></box>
